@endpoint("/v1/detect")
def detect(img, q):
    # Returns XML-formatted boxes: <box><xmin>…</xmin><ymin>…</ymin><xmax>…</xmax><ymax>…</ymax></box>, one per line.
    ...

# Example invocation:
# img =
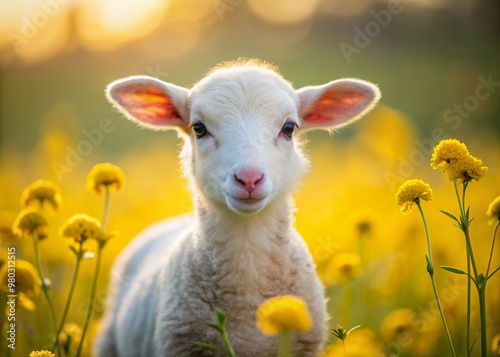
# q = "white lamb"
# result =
<box><xmin>94</xmin><ymin>60</ymin><xmax>380</xmax><ymax>357</ymax></box>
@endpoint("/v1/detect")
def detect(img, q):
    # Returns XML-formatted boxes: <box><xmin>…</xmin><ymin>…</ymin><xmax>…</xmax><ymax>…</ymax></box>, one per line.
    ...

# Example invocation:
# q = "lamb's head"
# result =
<box><xmin>106</xmin><ymin>61</ymin><xmax>380</xmax><ymax>215</ymax></box>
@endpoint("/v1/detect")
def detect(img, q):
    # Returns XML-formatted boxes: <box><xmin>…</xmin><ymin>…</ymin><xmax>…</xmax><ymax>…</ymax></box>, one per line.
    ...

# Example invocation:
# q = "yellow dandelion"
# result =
<box><xmin>431</xmin><ymin>138</ymin><xmax>469</xmax><ymax>168</ymax></box>
<box><xmin>396</xmin><ymin>179</ymin><xmax>433</xmax><ymax>214</ymax></box>
<box><xmin>431</xmin><ymin>139</ymin><xmax>488</xmax><ymax>182</ymax></box>
<box><xmin>326</xmin><ymin>253</ymin><xmax>361</xmax><ymax>285</ymax></box>
<box><xmin>348</xmin><ymin>207</ymin><xmax>379</xmax><ymax>236</ymax></box>
<box><xmin>60</xmin><ymin>214</ymin><xmax>106</xmax><ymax>243</ymax></box>
<box><xmin>29</xmin><ymin>351</ymin><xmax>55</xmax><ymax>357</ymax></box>
<box><xmin>380</xmin><ymin>308</ymin><xmax>415</xmax><ymax>342</ymax></box>
<box><xmin>487</xmin><ymin>196</ymin><xmax>500</xmax><ymax>223</ymax></box>
<box><xmin>492</xmin><ymin>334</ymin><xmax>500</xmax><ymax>355</ymax></box>
<box><xmin>12</xmin><ymin>210</ymin><xmax>48</xmax><ymax>239</ymax></box>
<box><xmin>448</xmin><ymin>154</ymin><xmax>488</xmax><ymax>182</ymax></box>
<box><xmin>256</xmin><ymin>295</ymin><xmax>312</xmax><ymax>335</ymax></box>
<box><xmin>87</xmin><ymin>163</ymin><xmax>125</xmax><ymax>194</ymax></box>
<box><xmin>0</xmin><ymin>259</ymin><xmax>39</xmax><ymax>295</ymax></box>
<box><xmin>21</xmin><ymin>180</ymin><xmax>62</xmax><ymax>212</ymax></box>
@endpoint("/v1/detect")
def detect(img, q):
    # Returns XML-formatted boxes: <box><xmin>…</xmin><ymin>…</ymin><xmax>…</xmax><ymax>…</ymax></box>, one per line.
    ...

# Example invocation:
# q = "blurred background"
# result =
<box><xmin>0</xmin><ymin>0</ymin><xmax>499</xmax><ymax>356</ymax></box>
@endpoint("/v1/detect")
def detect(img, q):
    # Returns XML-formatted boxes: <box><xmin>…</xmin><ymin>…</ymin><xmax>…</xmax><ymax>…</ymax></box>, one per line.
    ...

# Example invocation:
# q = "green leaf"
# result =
<box><xmin>425</xmin><ymin>255</ymin><xmax>434</xmax><ymax>275</ymax></box>
<box><xmin>440</xmin><ymin>266</ymin><xmax>467</xmax><ymax>275</ymax></box>
<box><xmin>215</xmin><ymin>309</ymin><xmax>226</xmax><ymax>325</ymax></box>
<box><xmin>330</xmin><ymin>325</ymin><xmax>360</xmax><ymax>341</ymax></box>
<box><xmin>487</xmin><ymin>266</ymin><xmax>500</xmax><ymax>280</ymax></box>
<box><xmin>469</xmin><ymin>329</ymin><xmax>480</xmax><ymax>355</ymax></box>
<box><xmin>69</xmin><ymin>246</ymin><xmax>79</xmax><ymax>256</ymax></box>
<box><xmin>346</xmin><ymin>325</ymin><xmax>361</xmax><ymax>335</ymax></box>
<box><xmin>439</xmin><ymin>210</ymin><xmax>459</xmax><ymax>223</ymax></box>
<box><xmin>465</xmin><ymin>206</ymin><xmax>470</xmax><ymax>221</ymax></box>
<box><xmin>193</xmin><ymin>342</ymin><xmax>225</xmax><ymax>352</ymax></box>
<box><xmin>206</xmin><ymin>323</ymin><xmax>222</xmax><ymax>333</ymax></box>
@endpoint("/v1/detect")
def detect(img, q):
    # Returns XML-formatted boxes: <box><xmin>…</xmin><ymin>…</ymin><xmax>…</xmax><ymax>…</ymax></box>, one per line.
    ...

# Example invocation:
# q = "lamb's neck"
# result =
<box><xmin>194</xmin><ymin>195</ymin><xmax>296</xmax><ymax>253</ymax></box>
<box><xmin>191</xmin><ymin>196</ymin><xmax>299</xmax><ymax>298</ymax></box>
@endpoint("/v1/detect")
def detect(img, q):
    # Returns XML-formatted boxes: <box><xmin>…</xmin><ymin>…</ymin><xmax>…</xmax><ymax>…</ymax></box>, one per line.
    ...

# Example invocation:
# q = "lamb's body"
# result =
<box><xmin>98</xmin><ymin>201</ymin><xmax>325</xmax><ymax>356</ymax></box>
<box><xmin>95</xmin><ymin>60</ymin><xmax>380</xmax><ymax>357</ymax></box>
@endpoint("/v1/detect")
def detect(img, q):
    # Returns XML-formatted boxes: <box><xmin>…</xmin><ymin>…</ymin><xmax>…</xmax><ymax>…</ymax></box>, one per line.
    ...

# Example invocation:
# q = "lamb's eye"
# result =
<box><xmin>192</xmin><ymin>123</ymin><xmax>208</xmax><ymax>139</ymax></box>
<box><xmin>281</xmin><ymin>122</ymin><xmax>296</xmax><ymax>138</ymax></box>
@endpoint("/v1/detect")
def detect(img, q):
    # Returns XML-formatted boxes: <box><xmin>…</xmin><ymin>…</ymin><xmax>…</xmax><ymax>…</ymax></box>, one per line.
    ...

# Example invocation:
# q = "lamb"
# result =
<box><xmin>94</xmin><ymin>59</ymin><xmax>380</xmax><ymax>357</ymax></box>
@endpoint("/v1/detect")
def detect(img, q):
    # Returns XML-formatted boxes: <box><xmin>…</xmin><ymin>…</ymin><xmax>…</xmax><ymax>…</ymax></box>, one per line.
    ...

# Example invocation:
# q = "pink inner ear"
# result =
<box><xmin>112</xmin><ymin>83</ymin><xmax>182</xmax><ymax>126</ymax></box>
<box><xmin>305</xmin><ymin>89</ymin><xmax>368</xmax><ymax>125</ymax></box>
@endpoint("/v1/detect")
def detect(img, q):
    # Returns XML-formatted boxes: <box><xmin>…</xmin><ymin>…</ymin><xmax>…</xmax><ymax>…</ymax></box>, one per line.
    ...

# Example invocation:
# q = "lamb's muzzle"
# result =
<box><xmin>94</xmin><ymin>59</ymin><xmax>381</xmax><ymax>357</ymax></box>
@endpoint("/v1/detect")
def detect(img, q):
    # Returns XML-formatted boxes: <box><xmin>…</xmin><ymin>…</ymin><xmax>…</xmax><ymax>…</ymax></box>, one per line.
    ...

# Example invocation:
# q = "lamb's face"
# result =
<box><xmin>188</xmin><ymin>68</ymin><xmax>308</xmax><ymax>214</ymax></box>
<box><xmin>105</xmin><ymin>61</ymin><xmax>381</xmax><ymax>216</ymax></box>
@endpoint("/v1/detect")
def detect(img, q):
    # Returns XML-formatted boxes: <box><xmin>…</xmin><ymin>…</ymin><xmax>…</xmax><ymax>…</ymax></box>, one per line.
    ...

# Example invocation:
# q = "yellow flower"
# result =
<box><xmin>0</xmin><ymin>259</ymin><xmax>39</xmax><ymax>295</ymax></box>
<box><xmin>348</xmin><ymin>207</ymin><xmax>379</xmax><ymax>236</ymax></box>
<box><xmin>18</xmin><ymin>293</ymin><xmax>36</xmax><ymax>311</ymax></box>
<box><xmin>0</xmin><ymin>211</ymin><xmax>17</xmax><ymax>242</ymax></box>
<box><xmin>380</xmin><ymin>308</ymin><xmax>415</xmax><ymax>342</ymax></box>
<box><xmin>21</xmin><ymin>180</ymin><xmax>62</xmax><ymax>212</ymax></box>
<box><xmin>431</xmin><ymin>139</ymin><xmax>488</xmax><ymax>182</ymax></box>
<box><xmin>487</xmin><ymin>195</ymin><xmax>500</xmax><ymax>222</ymax></box>
<box><xmin>87</xmin><ymin>163</ymin><xmax>125</xmax><ymax>194</ymax></box>
<box><xmin>12</xmin><ymin>210</ymin><xmax>48</xmax><ymax>239</ymax></box>
<box><xmin>450</xmin><ymin>154</ymin><xmax>488</xmax><ymax>182</ymax></box>
<box><xmin>60</xmin><ymin>214</ymin><xmax>105</xmax><ymax>243</ymax></box>
<box><xmin>256</xmin><ymin>295</ymin><xmax>312</xmax><ymax>335</ymax></box>
<box><xmin>492</xmin><ymin>334</ymin><xmax>500</xmax><ymax>355</ymax></box>
<box><xmin>396</xmin><ymin>179</ymin><xmax>433</xmax><ymax>214</ymax></box>
<box><xmin>59</xmin><ymin>322</ymin><xmax>82</xmax><ymax>352</ymax></box>
<box><xmin>326</xmin><ymin>253</ymin><xmax>361</xmax><ymax>285</ymax></box>
<box><xmin>431</xmin><ymin>139</ymin><xmax>469</xmax><ymax>168</ymax></box>
<box><xmin>29</xmin><ymin>351</ymin><xmax>55</xmax><ymax>357</ymax></box>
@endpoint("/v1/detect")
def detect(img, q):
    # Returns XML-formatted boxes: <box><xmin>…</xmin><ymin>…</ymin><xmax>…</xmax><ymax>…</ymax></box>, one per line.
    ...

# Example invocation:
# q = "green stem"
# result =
<box><xmin>32</xmin><ymin>236</ymin><xmax>61</xmax><ymax>356</ymax></box>
<box><xmin>462</xmin><ymin>225</ymin><xmax>479</xmax><ymax>280</ymax></box>
<box><xmin>358</xmin><ymin>231</ymin><xmax>371</xmax><ymax>323</ymax></box>
<box><xmin>452</xmin><ymin>175</ymin><xmax>478</xmax><ymax>280</ymax></box>
<box><xmin>221</xmin><ymin>325</ymin><xmax>236</xmax><ymax>357</ymax></box>
<box><xmin>451</xmin><ymin>169</ymin><xmax>465</xmax><ymax>218</ymax></box>
<box><xmin>76</xmin><ymin>244</ymin><xmax>103</xmax><ymax>357</ymax></box>
<box><xmin>462</xmin><ymin>182</ymin><xmax>468</xmax><ymax>217</ymax></box>
<box><xmin>278</xmin><ymin>331</ymin><xmax>293</xmax><ymax>357</ymax></box>
<box><xmin>455</xmin><ymin>177</ymin><xmax>473</xmax><ymax>356</ymax></box>
<box><xmin>466</xmin><ymin>250</ymin><xmax>471</xmax><ymax>356</ymax></box>
<box><xmin>340</xmin><ymin>283</ymin><xmax>352</xmax><ymax>327</ymax></box>
<box><xmin>478</xmin><ymin>283</ymin><xmax>487</xmax><ymax>357</ymax></box>
<box><xmin>52</xmin><ymin>239</ymin><xmax>84</xmax><ymax>354</ymax></box>
<box><xmin>76</xmin><ymin>186</ymin><xmax>111</xmax><ymax>356</ymax></box>
<box><xmin>486</xmin><ymin>221</ymin><xmax>499</xmax><ymax>277</ymax></box>
<box><xmin>416</xmin><ymin>200</ymin><xmax>457</xmax><ymax>357</ymax></box>
<box><xmin>101</xmin><ymin>186</ymin><xmax>110</xmax><ymax>231</ymax></box>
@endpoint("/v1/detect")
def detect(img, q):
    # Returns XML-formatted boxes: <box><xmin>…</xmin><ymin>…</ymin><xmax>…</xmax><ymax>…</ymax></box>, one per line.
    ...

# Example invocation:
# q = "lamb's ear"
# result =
<box><xmin>297</xmin><ymin>79</ymin><xmax>381</xmax><ymax>131</ymax></box>
<box><xmin>106</xmin><ymin>76</ymin><xmax>189</xmax><ymax>131</ymax></box>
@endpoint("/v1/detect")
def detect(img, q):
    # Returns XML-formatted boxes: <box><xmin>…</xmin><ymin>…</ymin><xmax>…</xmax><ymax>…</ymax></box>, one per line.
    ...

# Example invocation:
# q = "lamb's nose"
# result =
<box><xmin>234</xmin><ymin>169</ymin><xmax>264</xmax><ymax>193</ymax></box>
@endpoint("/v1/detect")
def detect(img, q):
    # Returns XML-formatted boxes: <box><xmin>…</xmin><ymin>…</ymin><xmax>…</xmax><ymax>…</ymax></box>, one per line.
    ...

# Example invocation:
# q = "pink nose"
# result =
<box><xmin>234</xmin><ymin>169</ymin><xmax>264</xmax><ymax>193</ymax></box>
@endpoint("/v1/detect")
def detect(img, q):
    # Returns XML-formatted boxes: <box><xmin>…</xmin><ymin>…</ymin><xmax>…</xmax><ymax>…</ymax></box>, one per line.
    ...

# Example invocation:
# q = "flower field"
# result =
<box><xmin>1</xmin><ymin>1</ymin><xmax>499</xmax><ymax>356</ymax></box>
<box><xmin>0</xmin><ymin>105</ymin><xmax>499</xmax><ymax>356</ymax></box>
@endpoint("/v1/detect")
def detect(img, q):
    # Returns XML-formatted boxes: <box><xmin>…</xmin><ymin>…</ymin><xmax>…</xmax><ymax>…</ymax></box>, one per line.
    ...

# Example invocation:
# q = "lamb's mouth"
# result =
<box><xmin>225</xmin><ymin>194</ymin><xmax>268</xmax><ymax>214</ymax></box>
<box><xmin>235</xmin><ymin>197</ymin><xmax>265</xmax><ymax>204</ymax></box>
